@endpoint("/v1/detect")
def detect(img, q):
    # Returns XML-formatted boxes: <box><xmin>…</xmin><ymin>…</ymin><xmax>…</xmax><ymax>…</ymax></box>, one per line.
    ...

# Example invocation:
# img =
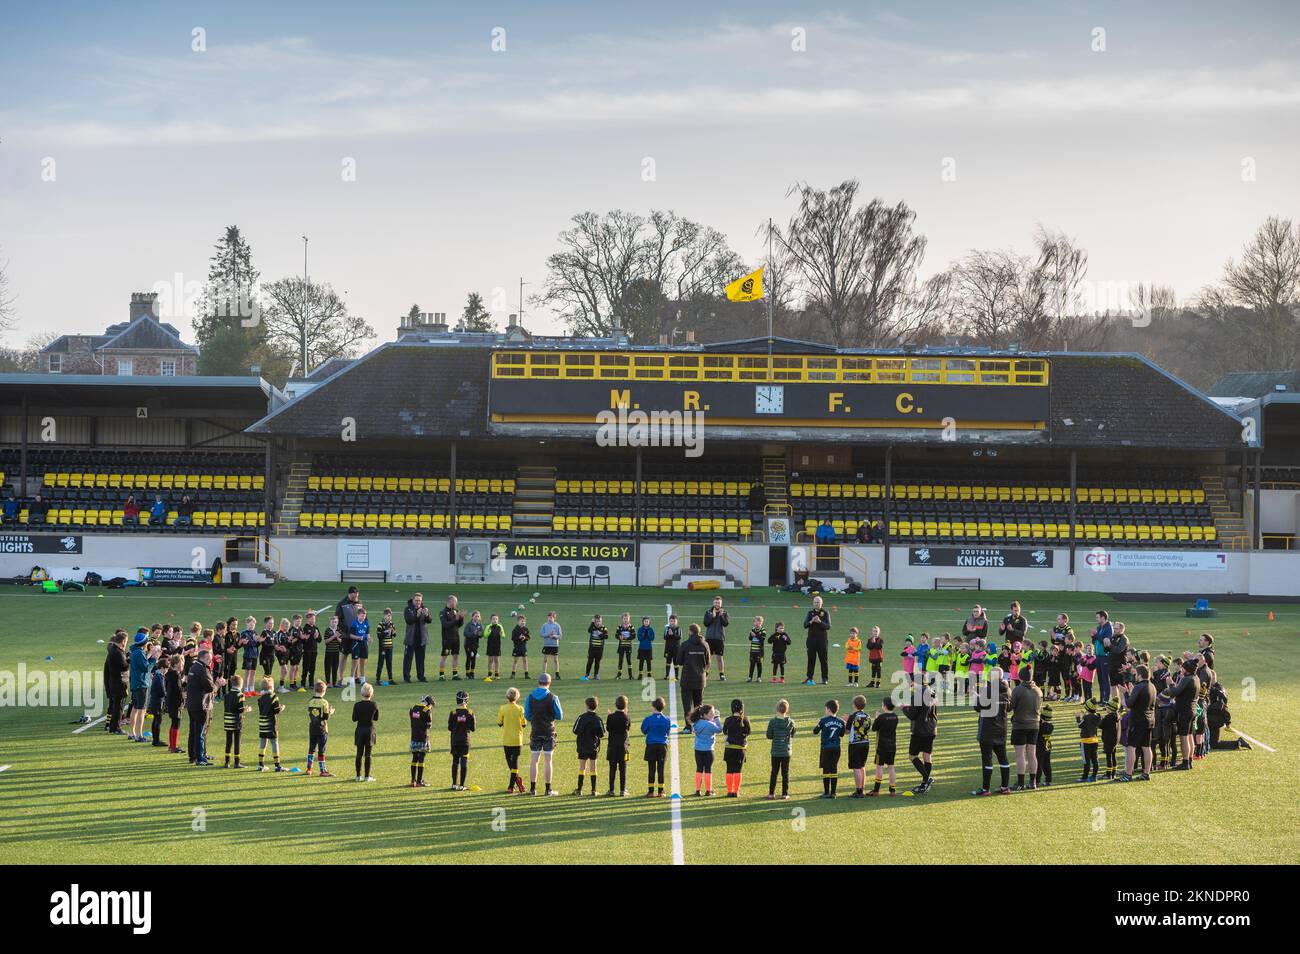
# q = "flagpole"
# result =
<box><xmin>767</xmin><ymin>217</ymin><xmax>774</xmax><ymax>383</ymax></box>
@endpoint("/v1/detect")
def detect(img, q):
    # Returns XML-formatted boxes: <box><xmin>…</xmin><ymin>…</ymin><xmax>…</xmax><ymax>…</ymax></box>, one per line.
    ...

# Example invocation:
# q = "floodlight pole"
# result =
<box><xmin>301</xmin><ymin>236</ymin><xmax>310</xmax><ymax>376</ymax></box>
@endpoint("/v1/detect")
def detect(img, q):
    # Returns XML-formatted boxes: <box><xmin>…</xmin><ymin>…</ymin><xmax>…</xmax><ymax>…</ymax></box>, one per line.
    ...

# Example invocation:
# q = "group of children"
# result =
<box><xmin>107</xmin><ymin>597</ymin><xmax>1243</xmax><ymax>798</ymax></box>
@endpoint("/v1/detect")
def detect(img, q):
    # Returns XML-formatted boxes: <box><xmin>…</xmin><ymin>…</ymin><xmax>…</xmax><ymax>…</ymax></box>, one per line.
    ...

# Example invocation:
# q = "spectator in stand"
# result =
<box><xmin>855</xmin><ymin>520</ymin><xmax>872</xmax><ymax>544</ymax></box>
<box><xmin>123</xmin><ymin>495</ymin><xmax>140</xmax><ymax>526</ymax></box>
<box><xmin>148</xmin><ymin>496</ymin><xmax>167</xmax><ymax>526</ymax></box>
<box><xmin>2</xmin><ymin>492</ymin><xmax>18</xmax><ymax>525</ymax></box>
<box><xmin>815</xmin><ymin>518</ymin><xmax>836</xmax><ymax>544</ymax></box>
<box><xmin>27</xmin><ymin>493</ymin><xmax>49</xmax><ymax>525</ymax></box>
<box><xmin>174</xmin><ymin>494</ymin><xmax>194</xmax><ymax>527</ymax></box>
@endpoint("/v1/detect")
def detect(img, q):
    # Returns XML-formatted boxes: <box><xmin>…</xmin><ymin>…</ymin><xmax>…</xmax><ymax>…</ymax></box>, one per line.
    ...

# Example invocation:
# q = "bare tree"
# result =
<box><xmin>536</xmin><ymin>209</ymin><xmax>741</xmax><ymax>342</ymax></box>
<box><xmin>1212</xmin><ymin>216</ymin><xmax>1300</xmax><ymax>367</ymax></box>
<box><xmin>945</xmin><ymin>249</ymin><xmax>1027</xmax><ymax>345</ymax></box>
<box><xmin>259</xmin><ymin>277</ymin><xmax>375</xmax><ymax>374</ymax></box>
<box><xmin>0</xmin><ymin>249</ymin><xmax>15</xmax><ymax>337</ymax></box>
<box><xmin>778</xmin><ymin>181</ymin><xmax>935</xmax><ymax>347</ymax></box>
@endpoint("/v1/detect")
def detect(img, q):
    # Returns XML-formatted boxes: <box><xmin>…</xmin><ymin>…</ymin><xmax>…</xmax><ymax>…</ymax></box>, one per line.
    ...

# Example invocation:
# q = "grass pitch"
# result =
<box><xmin>0</xmin><ymin>582</ymin><xmax>1295</xmax><ymax>865</ymax></box>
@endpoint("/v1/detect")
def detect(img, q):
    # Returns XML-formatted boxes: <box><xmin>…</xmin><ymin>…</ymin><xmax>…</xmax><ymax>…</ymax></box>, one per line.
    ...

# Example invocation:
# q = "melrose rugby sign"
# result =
<box><xmin>493</xmin><ymin>541</ymin><xmax>634</xmax><ymax>562</ymax></box>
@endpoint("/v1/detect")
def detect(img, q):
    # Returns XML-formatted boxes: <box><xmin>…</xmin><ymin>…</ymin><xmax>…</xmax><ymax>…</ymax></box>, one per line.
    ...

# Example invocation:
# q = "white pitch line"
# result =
<box><xmin>1230</xmin><ymin>729</ymin><xmax>1276</xmax><ymax>752</ymax></box>
<box><xmin>72</xmin><ymin>715</ymin><xmax>106</xmax><ymax>734</ymax></box>
<box><xmin>0</xmin><ymin>765</ymin><xmax>10</xmax><ymax>774</ymax></box>
<box><xmin>667</xmin><ymin>668</ymin><xmax>685</xmax><ymax>866</ymax></box>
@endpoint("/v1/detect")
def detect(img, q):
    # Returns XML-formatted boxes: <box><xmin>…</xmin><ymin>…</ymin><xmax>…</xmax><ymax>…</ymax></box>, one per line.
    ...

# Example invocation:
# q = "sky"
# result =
<box><xmin>1</xmin><ymin>0</ymin><xmax>1298</xmax><ymax>349</ymax></box>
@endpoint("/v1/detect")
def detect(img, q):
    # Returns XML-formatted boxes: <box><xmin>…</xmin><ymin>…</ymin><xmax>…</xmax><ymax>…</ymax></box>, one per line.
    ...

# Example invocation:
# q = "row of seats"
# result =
<box><xmin>43</xmin><ymin>472</ymin><xmax>265</xmax><ymax>491</ymax></box>
<box><xmin>885</xmin><ymin>520</ymin><xmax>1217</xmax><ymax>545</ymax></box>
<box><xmin>34</xmin><ymin>508</ymin><xmax>266</xmax><ymax>529</ymax></box>
<box><xmin>2</xmin><ymin>449</ymin><xmax>261</xmax><ymax>470</ymax></box>
<box><xmin>297</xmin><ymin>512</ymin><xmax>512</xmax><ymax>533</ymax></box>
<box><xmin>306</xmin><ymin>475</ymin><xmax>514</xmax><ymax>494</ymax></box>
<box><xmin>790</xmin><ymin>481</ymin><xmax>1205</xmax><ymax>506</ymax></box>
<box><xmin>551</xmin><ymin>515</ymin><xmax>754</xmax><ymax>538</ymax></box>
<box><xmin>556</xmin><ymin>479</ymin><xmax>752</xmax><ymax>496</ymax></box>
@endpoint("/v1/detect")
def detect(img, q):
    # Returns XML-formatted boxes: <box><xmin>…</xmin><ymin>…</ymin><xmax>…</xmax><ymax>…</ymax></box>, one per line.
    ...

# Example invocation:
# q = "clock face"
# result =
<box><xmin>755</xmin><ymin>385</ymin><xmax>784</xmax><ymax>414</ymax></box>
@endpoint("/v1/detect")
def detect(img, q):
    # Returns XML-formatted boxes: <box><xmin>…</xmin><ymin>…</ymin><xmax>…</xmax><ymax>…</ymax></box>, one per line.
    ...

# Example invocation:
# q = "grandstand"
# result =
<box><xmin>2</xmin><ymin>334</ymin><xmax>1297</xmax><ymax>593</ymax></box>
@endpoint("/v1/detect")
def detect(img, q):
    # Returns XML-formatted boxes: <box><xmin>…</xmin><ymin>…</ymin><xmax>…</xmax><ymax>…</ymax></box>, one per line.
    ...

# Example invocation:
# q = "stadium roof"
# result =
<box><xmin>246</xmin><ymin>337</ymin><xmax>1246</xmax><ymax>451</ymax></box>
<box><xmin>0</xmin><ymin>374</ymin><xmax>284</xmax><ymax>415</ymax></box>
<box><xmin>1207</xmin><ymin>370</ymin><xmax>1300</xmax><ymax>399</ymax></box>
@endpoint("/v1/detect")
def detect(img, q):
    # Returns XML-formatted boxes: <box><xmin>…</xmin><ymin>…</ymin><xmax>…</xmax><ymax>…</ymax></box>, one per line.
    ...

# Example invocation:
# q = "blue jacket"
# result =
<box><xmin>692</xmin><ymin>715</ymin><xmax>722</xmax><ymax>751</ymax></box>
<box><xmin>641</xmin><ymin>711</ymin><xmax>671</xmax><ymax>746</ymax></box>
<box><xmin>129</xmin><ymin>644</ymin><xmax>155</xmax><ymax>691</ymax></box>
<box><xmin>636</xmin><ymin>625</ymin><xmax>655</xmax><ymax>652</ymax></box>
<box><xmin>524</xmin><ymin>686</ymin><xmax>563</xmax><ymax>723</ymax></box>
<box><xmin>1093</xmin><ymin>622</ymin><xmax>1112</xmax><ymax>658</ymax></box>
<box><xmin>149</xmin><ymin>500</ymin><xmax>166</xmax><ymax>520</ymax></box>
<box><xmin>147</xmin><ymin>668</ymin><xmax>165</xmax><ymax>710</ymax></box>
<box><xmin>2</xmin><ymin>498</ymin><xmax>16</xmax><ymax>518</ymax></box>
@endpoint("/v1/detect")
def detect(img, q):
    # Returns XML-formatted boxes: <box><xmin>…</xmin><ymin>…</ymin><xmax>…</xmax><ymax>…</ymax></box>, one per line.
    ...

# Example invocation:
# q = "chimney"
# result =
<box><xmin>432</xmin><ymin>312</ymin><xmax>449</xmax><ymax>333</ymax></box>
<box><xmin>129</xmin><ymin>292</ymin><xmax>159</xmax><ymax>322</ymax></box>
<box><xmin>658</xmin><ymin>334</ymin><xmax>669</xmax><ymax>345</ymax></box>
<box><xmin>684</xmin><ymin>330</ymin><xmax>696</xmax><ymax>343</ymax></box>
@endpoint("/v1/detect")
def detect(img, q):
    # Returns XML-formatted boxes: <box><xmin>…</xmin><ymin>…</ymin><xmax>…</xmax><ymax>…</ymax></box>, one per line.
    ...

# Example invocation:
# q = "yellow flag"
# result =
<box><xmin>725</xmin><ymin>267</ymin><xmax>764</xmax><ymax>302</ymax></box>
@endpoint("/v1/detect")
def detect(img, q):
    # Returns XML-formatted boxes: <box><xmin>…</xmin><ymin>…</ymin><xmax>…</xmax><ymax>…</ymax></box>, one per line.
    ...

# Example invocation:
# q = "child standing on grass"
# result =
<box><xmin>240</xmin><ymin>616</ymin><xmax>259</xmax><ymax>693</ymax></box>
<box><xmin>866</xmin><ymin>626</ymin><xmax>885</xmax><ymax>688</ymax></box>
<box><xmin>572</xmin><ymin>696</ymin><xmax>605</xmax><ymax>795</ymax></box>
<box><xmin>350</xmin><ymin>606</ymin><xmax>370</xmax><ymax>687</ymax></box>
<box><xmin>662</xmin><ymin>615</ymin><xmax>682</xmax><ymax>680</ymax></box>
<box><xmin>584</xmin><ymin>614</ymin><xmax>608</xmax><ymax>681</ymax></box>
<box><xmin>352</xmin><ymin>683</ymin><xmax>379</xmax><ymax>782</ymax></box>
<box><xmin>691</xmin><ymin>703</ymin><xmax>722</xmax><ymax>796</ymax></box>
<box><xmin>256</xmin><ymin>676</ymin><xmax>285</xmax><ymax>772</ymax></box>
<box><xmin>462</xmin><ymin>610</ymin><xmax>483</xmax><ymax>682</ymax></box>
<box><xmin>300</xmin><ymin>611</ymin><xmax>320</xmax><ymax>689</ymax></box>
<box><xmin>868</xmin><ymin>697</ymin><xmax>899</xmax><ymax>796</ymax></box>
<box><xmin>605</xmin><ymin>695</ymin><xmax>631</xmax><ymax>797</ymax></box>
<box><xmin>305</xmin><ymin>681</ymin><xmax>334</xmax><ymax>778</ymax></box>
<box><xmin>323</xmin><ymin>615</ymin><xmax>342</xmax><ymax>688</ymax></box>
<box><xmin>510</xmin><ymin>614</ymin><xmax>531</xmax><ymax>680</ymax></box>
<box><xmin>222</xmin><ymin>674</ymin><xmax>250</xmax><ymax>768</ymax></box>
<box><xmin>258</xmin><ymin>616</ymin><xmax>277</xmax><ymax>680</ymax></box>
<box><xmin>765</xmin><ymin>699</ymin><xmax>795</xmax><ymax>800</ymax></box>
<box><xmin>901</xmin><ymin>636</ymin><xmax>916</xmax><ymax>686</ymax></box>
<box><xmin>275</xmin><ymin>618</ymin><xmax>292</xmax><ymax>690</ymax></box>
<box><xmin>813</xmin><ymin>699</ymin><xmax>846</xmax><ymax>798</ymax></box>
<box><xmin>1100</xmin><ymin>698</ymin><xmax>1120</xmax><ymax>780</ymax></box>
<box><xmin>844</xmin><ymin>627</ymin><xmax>863</xmax><ymax>688</ymax></box>
<box><xmin>641</xmin><ymin>696</ymin><xmax>671</xmax><ymax>797</ymax></box>
<box><xmin>147</xmin><ymin>658</ymin><xmax>166</xmax><ymax>747</ymax></box>
<box><xmin>375</xmin><ymin>608</ymin><xmax>397</xmax><ymax>686</ymax></box>
<box><xmin>165</xmin><ymin>653</ymin><xmax>184</xmax><ymax>753</ymax></box>
<box><xmin>540</xmin><ymin>610</ymin><xmax>563</xmax><ymax>680</ymax></box>
<box><xmin>722</xmin><ymin>698</ymin><xmax>750</xmax><ymax>797</ymax></box>
<box><xmin>497</xmin><ymin>687</ymin><xmax>527</xmax><ymax>793</ymax></box>
<box><xmin>407</xmin><ymin>694</ymin><xmax>434</xmax><ymax>788</ymax></box>
<box><xmin>448</xmin><ymin>689</ymin><xmax>475</xmax><ymax>791</ymax></box>
<box><xmin>484</xmin><ymin>613</ymin><xmax>506</xmax><ymax>682</ymax></box>
<box><xmin>636</xmin><ymin>616</ymin><xmax>655</xmax><ymax>680</ymax></box>
<box><xmin>746</xmin><ymin>616</ymin><xmax>766</xmax><ymax>683</ymax></box>
<box><xmin>845</xmin><ymin>694</ymin><xmax>872</xmax><ymax>796</ymax></box>
<box><xmin>1077</xmin><ymin>699</ymin><xmax>1101</xmax><ymax>782</ymax></box>
<box><xmin>768</xmin><ymin>621</ymin><xmax>791</xmax><ymax>684</ymax></box>
<box><xmin>614</xmin><ymin>613</ymin><xmax>635</xmax><ymax>679</ymax></box>
<box><xmin>1035</xmin><ymin>703</ymin><xmax>1054</xmax><ymax>786</ymax></box>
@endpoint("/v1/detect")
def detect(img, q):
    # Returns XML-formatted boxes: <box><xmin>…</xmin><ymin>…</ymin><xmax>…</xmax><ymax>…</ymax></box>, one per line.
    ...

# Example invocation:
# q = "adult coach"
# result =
<box><xmin>186</xmin><ymin>649</ymin><xmax>219</xmax><ymax>766</ymax></box>
<box><xmin>336</xmin><ymin>585</ymin><xmax>362</xmax><ymax>636</ymax></box>
<box><xmin>1008</xmin><ymin>665</ymin><xmax>1042</xmax><ymax>790</ymax></box>
<box><xmin>102</xmin><ymin>630</ymin><xmax>129</xmax><ymax>734</ymax></box>
<box><xmin>1122</xmin><ymin>665</ymin><xmax>1155</xmax><ymax>781</ymax></box>
<box><xmin>1090</xmin><ymin>610</ymin><xmax>1113</xmax><ymax>702</ymax></box>
<box><xmin>971</xmin><ymin>666</ymin><xmax>1011</xmax><ymax>796</ymax></box>
<box><xmin>524</xmin><ymin>673</ymin><xmax>563</xmax><ymax>796</ymax></box>
<box><xmin>703</xmin><ymin>596</ymin><xmax>729</xmax><ymax>682</ymax></box>
<box><xmin>438</xmin><ymin>595</ymin><xmax>465</xmax><ymax>681</ymax></box>
<box><xmin>803</xmin><ymin>595</ymin><xmax>830</xmax><ymax>685</ymax></box>
<box><xmin>676</xmin><ymin>624</ymin><xmax>711</xmax><ymax>730</ymax></box>
<box><xmin>403</xmin><ymin>592</ymin><xmax>432</xmax><ymax>682</ymax></box>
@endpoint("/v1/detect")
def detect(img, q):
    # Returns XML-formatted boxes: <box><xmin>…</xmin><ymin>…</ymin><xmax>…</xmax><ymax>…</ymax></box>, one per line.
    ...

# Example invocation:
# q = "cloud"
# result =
<box><xmin>4</xmin><ymin>24</ymin><xmax>1299</xmax><ymax>148</ymax></box>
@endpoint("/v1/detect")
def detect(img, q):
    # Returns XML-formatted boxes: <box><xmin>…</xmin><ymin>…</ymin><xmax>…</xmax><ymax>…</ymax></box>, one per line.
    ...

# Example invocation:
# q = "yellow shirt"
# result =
<box><xmin>844</xmin><ymin>636</ymin><xmax>862</xmax><ymax>666</ymax></box>
<box><xmin>497</xmin><ymin>702</ymin><xmax>526</xmax><ymax>746</ymax></box>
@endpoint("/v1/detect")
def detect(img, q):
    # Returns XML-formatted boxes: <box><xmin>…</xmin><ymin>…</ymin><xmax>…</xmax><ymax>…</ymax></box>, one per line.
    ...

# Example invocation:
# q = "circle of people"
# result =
<box><xmin>97</xmin><ymin>590</ymin><xmax>1248</xmax><ymax>799</ymax></box>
